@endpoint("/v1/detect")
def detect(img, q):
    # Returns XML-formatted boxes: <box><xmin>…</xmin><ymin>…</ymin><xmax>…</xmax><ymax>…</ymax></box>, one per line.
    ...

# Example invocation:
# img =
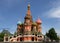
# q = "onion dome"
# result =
<box><xmin>17</xmin><ymin>21</ymin><xmax>22</xmax><ymax>25</ymax></box>
<box><xmin>36</xmin><ymin>18</ymin><xmax>42</xmax><ymax>24</ymax></box>
<box><xmin>37</xmin><ymin>32</ymin><xmax>43</xmax><ymax>35</ymax></box>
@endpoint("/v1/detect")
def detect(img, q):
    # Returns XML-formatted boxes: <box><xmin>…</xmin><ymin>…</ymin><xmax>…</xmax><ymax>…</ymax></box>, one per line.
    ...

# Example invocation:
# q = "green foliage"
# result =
<box><xmin>14</xmin><ymin>32</ymin><xmax>17</xmax><ymax>35</ymax></box>
<box><xmin>0</xmin><ymin>33</ymin><xmax>4</xmax><ymax>41</ymax></box>
<box><xmin>1</xmin><ymin>29</ymin><xmax>12</xmax><ymax>36</ymax></box>
<box><xmin>0</xmin><ymin>29</ymin><xmax>13</xmax><ymax>42</ymax></box>
<box><xmin>46</xmin><ymin>28</ymin><xmax>59</xmax><ymax>41</ymax></box>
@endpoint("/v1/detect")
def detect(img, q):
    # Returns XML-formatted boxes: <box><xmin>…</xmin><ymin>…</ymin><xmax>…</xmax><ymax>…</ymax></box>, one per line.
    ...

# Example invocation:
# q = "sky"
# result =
<box><xmin>0</xmin><ymin>0</ymin><xmax>60</xmax><ymax>35</ymax></box>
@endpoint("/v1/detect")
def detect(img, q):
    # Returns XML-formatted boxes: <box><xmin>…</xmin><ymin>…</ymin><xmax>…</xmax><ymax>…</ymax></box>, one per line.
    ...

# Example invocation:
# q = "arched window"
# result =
<box><xmin>32</xmin><ymin>37</ymin><xmax>34</xmax><ymax>41</ymax></box>
<box><xmin>20</xmin><ymin>37</ymin><xmax>22</xmax><ymax>41</ymax></box>
<box><xmin>5</xmin><ymin>37</ymin><xmax>8</xmax><ymax>41</ymax></box>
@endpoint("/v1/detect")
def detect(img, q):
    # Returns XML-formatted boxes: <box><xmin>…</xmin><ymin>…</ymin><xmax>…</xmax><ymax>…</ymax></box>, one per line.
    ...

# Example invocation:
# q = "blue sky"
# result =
<box><xmin>0</xmin><ymin>0</ymin><xmax>60</xmax><ymax>35</ymax></box>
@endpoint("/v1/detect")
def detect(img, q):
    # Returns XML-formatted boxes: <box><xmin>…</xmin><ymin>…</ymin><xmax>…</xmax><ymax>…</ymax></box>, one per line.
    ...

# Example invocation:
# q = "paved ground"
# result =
<box><xmin>0</xmin><ymin>41</ymin><xmax>59</xmax><ymax>43</ymax></box>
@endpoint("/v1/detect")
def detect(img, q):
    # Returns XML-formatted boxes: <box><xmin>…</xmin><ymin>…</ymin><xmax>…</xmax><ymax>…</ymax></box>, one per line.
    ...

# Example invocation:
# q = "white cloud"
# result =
<box><xmin>46</xmin><ymin>7</ymin><xmax>60</xmax><ymax>18</ymax></box>
<box><xmin>43</xmin><ymin>0</ymin><xmax>60</xmax><ymax>18</ymax></box>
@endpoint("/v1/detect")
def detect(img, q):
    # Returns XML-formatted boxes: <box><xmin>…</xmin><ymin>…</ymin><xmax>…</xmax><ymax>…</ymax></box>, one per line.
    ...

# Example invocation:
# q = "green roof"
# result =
<box><xmin>37</xmin><ymin>32</ymin><xmax>43</xmax><ymax>35</ymax></box>
<box><xmin>32</xmin><ymin>22</ymin><xmax>37</xmax><ymax>26</ymax></box>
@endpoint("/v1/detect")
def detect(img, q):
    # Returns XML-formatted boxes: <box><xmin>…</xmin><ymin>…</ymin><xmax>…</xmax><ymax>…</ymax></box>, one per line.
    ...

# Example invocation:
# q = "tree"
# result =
<box><xmin>14</xmin><ymin>31</ymin><xmax>17</xmax><ymax>35</ymax></box>
<box><xmin>1</xmin><ymin>29</ymin><xmax>12</xmax><ymax>36</ymax></box>
<box><xmin>0</xmin><ymin>33</ymin><xmax>4</xmax><ymax>41</ymax></box>
<box><xmin>0</xmin><ymin>29</ymin><xmax>13</xmax><ymax>41</ymax></box>
<box><xmin>46</xmin><ymin>28</ymin><xmax>59</xmax><ymax>41</ymax></box>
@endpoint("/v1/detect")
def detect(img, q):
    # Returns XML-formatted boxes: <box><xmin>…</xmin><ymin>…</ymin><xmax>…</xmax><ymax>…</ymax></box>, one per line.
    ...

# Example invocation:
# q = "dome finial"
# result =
<box><xmin>26</xmin><ymin>3</ymin><xmax>31</xmax><ymax>15</ymax></box>
<box><xmin>28</xmin><ymin>3</ymin><xmax>30</xmax><ymax>10</ymax></box>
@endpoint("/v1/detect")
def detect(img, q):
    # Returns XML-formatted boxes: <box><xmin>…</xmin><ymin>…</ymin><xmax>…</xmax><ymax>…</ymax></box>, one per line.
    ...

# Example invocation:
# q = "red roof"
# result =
<box><xmin>36</xmin><ymin>18</ymin><xmax>42</xmax><ymax>24</ymax></box>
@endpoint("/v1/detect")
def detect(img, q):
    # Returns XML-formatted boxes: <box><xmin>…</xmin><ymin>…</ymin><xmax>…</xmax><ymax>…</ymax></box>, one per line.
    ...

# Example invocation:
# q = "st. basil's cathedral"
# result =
<box><xmin>4</xmin><ymin>4</ymin><xmax>44</xmax><ymax>42</ymax></box>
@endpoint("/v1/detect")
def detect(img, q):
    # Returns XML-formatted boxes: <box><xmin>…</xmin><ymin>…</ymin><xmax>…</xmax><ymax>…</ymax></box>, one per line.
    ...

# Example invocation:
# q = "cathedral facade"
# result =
<box><xmin>4</xmin><ymin>4</ymin><xmax>44</xmax><ymax>42</ymax></box>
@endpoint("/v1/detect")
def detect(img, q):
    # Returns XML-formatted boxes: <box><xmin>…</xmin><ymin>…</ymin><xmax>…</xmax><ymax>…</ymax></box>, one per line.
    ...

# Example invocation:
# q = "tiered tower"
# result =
<box><xmin>36</xmin><ymin>18</ymin><xmax>42</xmax><ymax>33</ymax></box>
<box><xmin>23</xmin><ymin>4</ymin><xmax>33</xmax><ymax>41</ymax></box>
<box><xmin>24</xmin><ymin>4</ymin><xmax>32</xmax><ymax>35</ymax></box>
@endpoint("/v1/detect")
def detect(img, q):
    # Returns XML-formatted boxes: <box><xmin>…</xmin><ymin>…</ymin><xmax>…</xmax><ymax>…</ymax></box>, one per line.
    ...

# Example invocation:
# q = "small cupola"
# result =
<box><xmin>36</xmin><ymin>18</ymin><xmax>42</xmax><ymax>24</ymax></box>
